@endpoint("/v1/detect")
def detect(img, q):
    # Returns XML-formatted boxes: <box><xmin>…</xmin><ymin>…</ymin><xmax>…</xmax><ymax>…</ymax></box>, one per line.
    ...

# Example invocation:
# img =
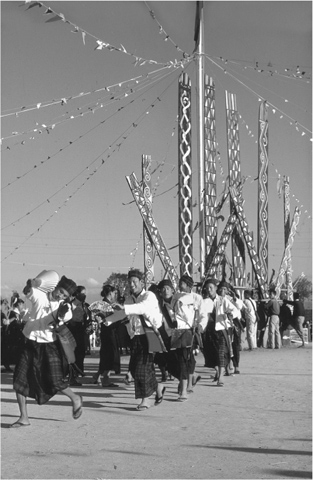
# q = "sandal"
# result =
<box><xmin>192</xmin><ymin>375</ymin><xmax>201</xmax><ymax>387</ymax></box>
<box><xmin>72</xmin><ymin>395</ymin><xmax>83</xmax><ymax>420</ymax></box>
<box><xmin>217</xmin><ymin>381</ymin><xmax>224</xmax><ymax>387</ymax></box>
<box><xmin>136</xmin><ymin>404</ymin><xmax>150</xmax><ymax>411</ymax></box>
<box><xmin>177</xmin><ymin>396</ymin><xmax>188</xmax><ymax>402</ymax></box>
<box><xmin>155</xmin><ymin>386</ymin><xmax>166</xmax><ymax>406</ymax></box>
<box><xmin>9</xmin><ymin>421</ymin><xmax>30</xmax><ymax>428</ymax></box>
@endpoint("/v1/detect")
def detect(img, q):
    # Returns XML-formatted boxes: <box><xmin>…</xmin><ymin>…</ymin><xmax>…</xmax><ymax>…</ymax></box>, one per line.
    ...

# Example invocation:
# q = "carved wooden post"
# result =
<box><xmin>178</xmin><ymin>73</ymin><xmax>193</xmax><ymax>276</ymax></box>
<box><xmin>142</xmin><ymin>155</ymin><xmax>154</xmax><ymax>289</ymax></box>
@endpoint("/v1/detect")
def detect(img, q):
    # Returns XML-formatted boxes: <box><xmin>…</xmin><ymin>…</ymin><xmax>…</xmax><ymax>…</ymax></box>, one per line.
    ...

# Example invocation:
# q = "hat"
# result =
<box><xmin>56</xmin><ymin>276</ymin><xmax>77</xmax><ymax>296</ymax></box>
<box><xmin>128</xmin><ymin>269</ymin><xmax>143</xmax><ymax>281</ymax></box>
<box><xmin>158</xmin><ymin>279</ymin><xmax>174</xmax><ymax>290</ymax></box>
<box><xmin>218</xmin><ymin>280</ymin><xmax>230</xmax><ymax>290</ymax></box>
<box><xmin>179</xmin><ymin>274</ymin><xmax>194</xmax><ymax>288</ymax></box>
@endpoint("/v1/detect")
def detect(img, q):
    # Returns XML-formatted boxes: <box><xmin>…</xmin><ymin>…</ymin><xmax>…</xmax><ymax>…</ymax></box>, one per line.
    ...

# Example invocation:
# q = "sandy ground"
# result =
<box><xmin>1</xmin><ymin>343</ymin><xmax>312</xmax><ymax>480</ymax></box>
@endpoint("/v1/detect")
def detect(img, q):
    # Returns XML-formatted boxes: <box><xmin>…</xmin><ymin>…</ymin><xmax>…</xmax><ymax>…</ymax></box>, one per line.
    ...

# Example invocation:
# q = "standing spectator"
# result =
<box><xmin>93</xmin><ymin>285</ymin><xmax>121</xmax><ymax>387</ymax></box>
<box><xmin>284</xmin><ymin>292</ymin><xmax>306</xmax><ymax>347</ymax></box>
<box><xmin>264</xmin><ymin>288</ymin><xmax>281</xmax><ymax>349</ymax></box>
<box><xmin>243</xmin><ymin>290</ymin><xmax>258</xmax><ymax>350</ymax></box>
<box><xmin>279</xmin><ymin>294</ymin><xmax>293</xmax><ymax>342</ymax></box>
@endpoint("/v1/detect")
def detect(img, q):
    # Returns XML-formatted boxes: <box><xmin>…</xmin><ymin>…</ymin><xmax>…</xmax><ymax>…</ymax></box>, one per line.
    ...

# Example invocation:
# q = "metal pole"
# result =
<box><xmin>196</xmin><ymin>2</ymin><xmax>205</xmax><ymax>278</ymax></box>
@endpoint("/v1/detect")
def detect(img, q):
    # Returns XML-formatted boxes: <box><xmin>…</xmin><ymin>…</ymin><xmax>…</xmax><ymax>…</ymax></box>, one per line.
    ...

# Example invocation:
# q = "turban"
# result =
<box><xmin>128</xmin><ymin>269</ymin><xmax>143</xmax><ymax>280</ymax></box>
<box><xmin>57</xmin><ymin>276</ymin><xmax>77</xmax><ymax>296</ymax></box>
<box><xmin>179</xmin><ymin>274</ymin><xmax>194</xmax><ymax>288</ymax></box>
<box><xmin>158</xmin><ymin>279</ymin><xmax>174</xmax><ymax>290</ymax></box>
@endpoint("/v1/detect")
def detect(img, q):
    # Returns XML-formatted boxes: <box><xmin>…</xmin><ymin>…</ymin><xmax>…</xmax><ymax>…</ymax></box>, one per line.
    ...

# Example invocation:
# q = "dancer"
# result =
<box><xmin>170</xmin><ymin>275</ymin><xmax>205</xmax><ymax>400</ymax></box>
<box><xmin>106</xmin><ymin>269</ymin><xmax>165</xmax><ymax>410</ymax></box>
<box><xmin>67</xmin><ymin>286</ymin><xmax>92</xmax><ymax>385</ymax></box>
<box><xmin>11</xmin><ymin>274</ymin><xmax>83</xmax><ymax>427</ymax></box>
<box><xmin>201</xmin><ymin>278</ymin><xmax>237</xmax><ymax>386</ymax></box>
<box><xmin>92</xmin><ymin>284</ymin><xmax>121</xmax><ymax>387</ymax></box>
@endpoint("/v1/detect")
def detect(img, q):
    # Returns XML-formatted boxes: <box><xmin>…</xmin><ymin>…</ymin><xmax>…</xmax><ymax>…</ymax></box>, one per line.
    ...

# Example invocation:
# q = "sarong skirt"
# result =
<box><xmin>129</xmin><ymin>334</ymin><xmax>158</xmax><ymax>399</ymax></box>
<box><xmin>176</xmin><ymin>347</ymin><xmax>194</xmax><ymax>380</ymax></box>
<box><xmin>13</xmin><ymin>339</ymin><xmax>69</xmax><ymax>405</ymax></box>
<box><xmin>217</xmin><ymin>330</ymin><xmax>231</xmax><ymax>368</ymax></box>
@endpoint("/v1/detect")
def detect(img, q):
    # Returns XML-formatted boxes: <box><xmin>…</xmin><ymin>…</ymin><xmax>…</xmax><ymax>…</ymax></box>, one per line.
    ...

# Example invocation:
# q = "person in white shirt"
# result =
<box><xmin>106</xmin><ymin>269</ymin><xmax>165</xmax><ymax>411</ymax></box>
<box><xmin>218</xmin><ymin>282</ymin><xmax>244</xmax><ymax>375</ymax></box>
<box><xmin>169</xmin><ymin>275</ymin><xmax>204</xmax><ymax>401</ymax></box>
<box><xmin>243</xmin><ymin>289</ymin><xmax>258</xmax><ymax>350</ymax></box>
<box><xmin>157</xmin><ymin>279</ymin><xmax>181</xmax><ymax>385</ymax></box>
<box><xmin>201</xmin><ymin>278</ymin><xmax>238</xmax><ymax>386</ymax></box>
<box><xmin>11</xmin><ymin>275</ymin><xmax>83</xmax><ymax>428</ymax></box>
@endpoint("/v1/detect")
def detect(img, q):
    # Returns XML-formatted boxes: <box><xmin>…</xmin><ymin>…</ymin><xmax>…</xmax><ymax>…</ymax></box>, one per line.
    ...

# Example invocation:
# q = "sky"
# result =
<box><xmin>1</xmin><ymin>1</ymin><xmax>312</xmax><ymax>303</ymax></box>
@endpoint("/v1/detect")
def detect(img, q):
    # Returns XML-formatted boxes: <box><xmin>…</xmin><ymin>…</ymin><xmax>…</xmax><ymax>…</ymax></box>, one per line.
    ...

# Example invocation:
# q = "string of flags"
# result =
<box><xmin>22</xmin><ymin>1</ymin><xmax>191</xmax><ymax>69</ymax></box>
<box><xmin>212</xmin><ymin>56</ymin><xmax>311</xmax><ymax>82</ymax></box>
<box><xmin>217</xmin><ymin>58</ymin><xmax>310</xmax><ymax>116</ymax></box>
<box><xmin>1</xmin><ymin>66</ymin><xmax>179</xmax><ymax>147</ymax></box>
<box><xmin>1</xmin><ymin>64</ymin><xmax>177</xmax><ymax>121</ymax></box>
<box><xmin>205</xmin><ymin>54</ymin><xmax>312</xmax><ymax>141</ymax></box>
<box><xmin>1</xmin><ymin>70</ymin><xmax>182</xmax><ymax>261</ymax></box>
<box><xmin>3</xmin><ymin>261</ymin><xmax>130</xmax><ymax>271</ymax></box>
<box><xmin>2</xmin><ymin>68</ymin><xmax>180</xmax><ymax>191</ymax></box>
<box><xmin>144</xmin><ymin>1</ymin><xmax>191</xmax><ymax>59</ymax></box>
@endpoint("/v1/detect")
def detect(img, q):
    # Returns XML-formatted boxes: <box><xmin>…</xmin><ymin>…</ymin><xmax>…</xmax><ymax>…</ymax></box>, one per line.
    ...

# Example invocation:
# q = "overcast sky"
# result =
<box><xmin>1</xmin><ymin>1</ymin><xmax>312</xmax><ymax>302</ymax></box>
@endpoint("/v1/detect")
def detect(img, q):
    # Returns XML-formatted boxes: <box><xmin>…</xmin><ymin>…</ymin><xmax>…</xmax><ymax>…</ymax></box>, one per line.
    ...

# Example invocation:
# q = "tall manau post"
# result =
<box><xmin>283</xmin><ymin>175</ymin><xmax>293</xmax><ymax>299</ymax></box>
<box><xmin>178</xmin><ymin>72</ymin><xmax>193</xmax><ymax>277</ymax></box>
<box><xmin>204</xmin><ymin>76</ymin><xmax>218</xmax><ymax>273</ymax></box>
<box><xmin>195</xmin><ymin>1</ymin><xmax>205</xmax><ymax>278</ymax></box>
<box><xmin>257</xmin><ymin>101</ymin><xmax>269</xmax><ymax>286</ymax></box>
<box><xmin>142</xmin><ymin>154</ymin><xmax>154</xmax><ymax>289</ymax></box>
<box><xmin>225</xmin><ymin>91</ymin><xmax>246</xmax><ymax>288</ymax></box>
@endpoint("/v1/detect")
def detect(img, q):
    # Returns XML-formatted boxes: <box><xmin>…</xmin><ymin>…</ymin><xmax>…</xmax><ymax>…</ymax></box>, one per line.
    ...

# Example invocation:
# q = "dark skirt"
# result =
<box><xmin>217</xmin><ymin>330</ymin><xmax>231</xmax><ymax>368</ymax></box>
<box><xmin>176</xmin><ymin>347</ymin><xmax>195</xmax><ymax>380</ymax></box>
<box><xmin>232</xmin><ymin>326</ymin><xmax>241</xmax><ymax>368</ymax></box>
<box><xmin>129</xmin><ymin>335</ymin><xmax>158</xmax><ymax>399</ymax></box>
<box><xmin>13</xmin><ymin>339</ymin><xmax>69</xmax><ymax>405</ymax></box>
<box><xmin>66</xmin><ymin>323</ymin><xmax>86</xmax><ymax>373</ymax></box>
<box><xmin>202</xmin><ymin>326</ymin><xmax>219</xmax><ymax>369</ymax></box>
<box><xmin>98</xmin><ymin>325</ymin><xmax>121</xmax><ymax>374</ymax></box>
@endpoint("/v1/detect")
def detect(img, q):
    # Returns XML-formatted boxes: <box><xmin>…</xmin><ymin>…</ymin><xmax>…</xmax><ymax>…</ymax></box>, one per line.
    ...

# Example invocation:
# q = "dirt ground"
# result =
<box><xmin>1</xmin><ymin>343</ymin><xmax>312</xmax><ymax>480</ymax></box>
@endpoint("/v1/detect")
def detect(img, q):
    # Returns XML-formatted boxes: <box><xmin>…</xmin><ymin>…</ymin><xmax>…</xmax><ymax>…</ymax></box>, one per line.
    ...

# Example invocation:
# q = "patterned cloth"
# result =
<box><xmin>176</xmin><ymin>347</ymin><xmax>195</xmax><ymax>380</ymax></box>
<box><xmin>129</xmin><ymin>334</ymin><xmax>158</xmax><ymax>399</ymax></box>
<box><xmin>13</xmin><ymin>339</ymin><xmax>69</xmax><ymax>405</ymax></box>
<box><xmin>202</xmin><ymin>327</ymin><xmax>219</xmax><ymax>369</ymax></box>
<box><xmin>216</xmin><ymin>329</ymin><xmax>231</xmax><ymax>367</ymax></box>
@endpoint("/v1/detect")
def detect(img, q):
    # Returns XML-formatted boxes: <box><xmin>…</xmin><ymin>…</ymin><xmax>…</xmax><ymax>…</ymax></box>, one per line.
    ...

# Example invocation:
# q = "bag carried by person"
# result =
<box><xmin>139</xmin><ymin>316</ymin><xmax>167</xmax><ymax>354</ymax></box>
<box><xmin>170</xmin><ymin>328</ymin><xmax>193</xmax><ymax>349</ymax></box>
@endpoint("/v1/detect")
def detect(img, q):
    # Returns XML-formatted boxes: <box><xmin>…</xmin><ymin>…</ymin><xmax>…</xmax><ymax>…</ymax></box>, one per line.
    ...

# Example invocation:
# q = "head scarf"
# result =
<box><xmin>179</xmin><ymin>274</ymin><xmax>194</xmax><ymax>288</ymax></box>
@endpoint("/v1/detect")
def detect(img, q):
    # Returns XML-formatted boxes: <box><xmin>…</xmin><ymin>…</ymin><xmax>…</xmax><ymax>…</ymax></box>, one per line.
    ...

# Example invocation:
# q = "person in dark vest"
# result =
<box><xmin>284</xmin><ymin>292</ymin><xmax>306</xmax><ymax>347</ymax></box>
